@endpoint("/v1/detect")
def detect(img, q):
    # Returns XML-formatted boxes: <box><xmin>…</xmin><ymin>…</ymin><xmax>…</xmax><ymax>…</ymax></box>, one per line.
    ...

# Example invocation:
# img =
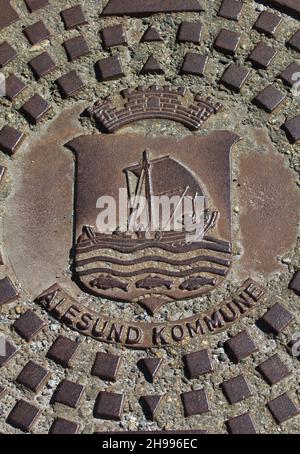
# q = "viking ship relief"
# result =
<box><xmin>67</xmin><ymin>129</ymin><xmax>239</xmax><ymax>313</ymax></box>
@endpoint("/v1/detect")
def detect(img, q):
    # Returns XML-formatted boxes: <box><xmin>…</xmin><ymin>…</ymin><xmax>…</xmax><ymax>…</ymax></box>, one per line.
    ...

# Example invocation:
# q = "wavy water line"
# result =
<box><xmin>76</xmin><ymin>245</ymin><xmax>231</xmax><ymax>262</ymax></box>
<box><xmin>77</xmin><ymin>266</ymin><xmax>228</xmax><ymax>278</ymax></box>
<box><xmin>76</xmin><ymin>254</ymin><xmax>231</xmax><ymax>268</ymax></box>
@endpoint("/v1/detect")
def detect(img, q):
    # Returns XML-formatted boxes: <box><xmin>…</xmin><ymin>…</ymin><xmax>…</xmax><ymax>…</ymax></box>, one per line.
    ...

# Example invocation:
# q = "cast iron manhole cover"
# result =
<box><xmin>0</xmin><ymin>0</ymin><xmax>299</xmax><ymax>434</ymax></box>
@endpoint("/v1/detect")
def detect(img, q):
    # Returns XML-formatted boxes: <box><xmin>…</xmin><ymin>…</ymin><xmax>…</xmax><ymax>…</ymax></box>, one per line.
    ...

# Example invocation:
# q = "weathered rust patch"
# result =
<box><xmin>3</xmin><ymin>104</ymin><xmax>84</xmax><ymax>296</ymax></box>
<box><xmin>237</xmin><ymin>143</ymin><xmax>300</xmax><ymax>275</ymax></box>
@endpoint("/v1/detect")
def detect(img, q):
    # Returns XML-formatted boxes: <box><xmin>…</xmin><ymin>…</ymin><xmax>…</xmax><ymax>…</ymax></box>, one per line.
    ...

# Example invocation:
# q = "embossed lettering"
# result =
<box><xmin>107</xmin><ymin>323</ymin><xmax>124</xmax><ymax>343</ymax></box>
<box><xmin>125</xmin><ymin>326</ymin><xmax>142</xmax><ymax>345</ymax></box>
<box><xmin>186</xmin><ymin>318</ymin><xmax>206</xmax><ymax>337</ymax></box>
<box><xmin>36</xmin><ymin>279</ymin><xmax>265</xmax><ymax>348</ymax></box>
<box><xmin>76</xmin><ymin>312</ymin><xmax>93</xmax><ymax>331</ymax></box>
<box><xmin>233</xmin><ymin>293</ymin><xmax>254</xmax><ymax>314</ymax></box>
<box><xmin>92</xmin><ymin>319</ymin><xmax>109</xmax><ymax>338</ymax></box>
<box><xmin>203</xmin><ymin>311</ymin><xmax>225</xmax><ymax>332</ymax></box>
<box><xmin>219</xmin><ymin>302</ymin><xmax>239</xmax><ymax>322</ymax></box>
<box><xmin>51</xmin><ymin>298</ymin><xmax>68</xmax><ymax>318</ymax></box>
<box><xmin>152</xmin><ymin>326</ymin><xmax>168</xmax><ymax>345</ymax></box>
<box><xmin>244</xmin><ymin>282</ymin><xmax>265</xmax><ymax>302</ymax></box>
<box><xmin>171</xmin><ymin>325</ymin><xmax>185</xmax><ymax>342</ymax></box>
<box><xmin>61</xmin><ymin>305</ymin><xmax>81</xmax><ymax>326</ymax></box>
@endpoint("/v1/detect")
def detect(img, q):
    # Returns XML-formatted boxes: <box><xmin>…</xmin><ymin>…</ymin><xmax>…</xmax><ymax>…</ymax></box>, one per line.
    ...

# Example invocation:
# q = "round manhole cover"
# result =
<box><xmin>0</xmin><ymin>0</ymin><xmax>299</xmax><ymax>435</ymax></box>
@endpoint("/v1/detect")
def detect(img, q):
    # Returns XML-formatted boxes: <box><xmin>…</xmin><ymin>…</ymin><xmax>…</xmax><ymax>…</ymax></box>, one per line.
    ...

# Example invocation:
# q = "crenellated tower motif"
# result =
<box><xmin>87</xmin><ymin>85</ymin><xmax>222</xmax><ymax>132</ymax></box>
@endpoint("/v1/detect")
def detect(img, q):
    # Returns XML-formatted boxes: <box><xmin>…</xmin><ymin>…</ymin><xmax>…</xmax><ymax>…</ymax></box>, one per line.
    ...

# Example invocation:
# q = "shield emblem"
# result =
<box><xmin>67</xmin><ymin>131</ymin><xmax>239</xmax><ymax>313</ymax></box>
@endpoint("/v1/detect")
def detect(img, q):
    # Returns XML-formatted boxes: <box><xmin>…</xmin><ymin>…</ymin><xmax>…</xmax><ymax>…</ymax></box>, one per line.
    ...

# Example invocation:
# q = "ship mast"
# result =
<box><xmin>143</xmin><ymin>149</ymin><xmax>155</xmax><ymax>233</ymax></box>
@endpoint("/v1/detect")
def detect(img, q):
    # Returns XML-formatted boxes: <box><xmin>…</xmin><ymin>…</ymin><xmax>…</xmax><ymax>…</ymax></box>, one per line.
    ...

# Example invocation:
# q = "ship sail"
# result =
<box><xmin>124</xmin><ymin>153</ymin><xmax>204</xmax><ymax>199</ymax></box>
<box><xmin>123</xmin><ymin>151</ymin><xmax>207</xmax><ymax>234</ymax></box>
